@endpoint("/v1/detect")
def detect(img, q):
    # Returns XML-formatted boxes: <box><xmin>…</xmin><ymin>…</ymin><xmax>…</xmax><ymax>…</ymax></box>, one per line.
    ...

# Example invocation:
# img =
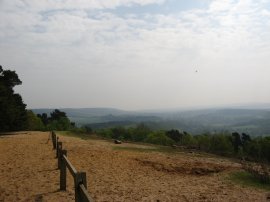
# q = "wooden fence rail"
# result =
<box><xmin>51</xmin><ymin>131</ymin><xmax>93</xmax><ymax>202</ymax></box>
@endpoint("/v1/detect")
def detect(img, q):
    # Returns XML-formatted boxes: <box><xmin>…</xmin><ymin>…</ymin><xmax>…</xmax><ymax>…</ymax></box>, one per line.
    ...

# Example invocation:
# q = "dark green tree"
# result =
<box><xmin>50</xmin><ymin>109</ymin><xmax>67</xmax><ymax>121</ymax></box>
<box><xmin>111</xmin><ymin>126</ymin><xmax>126</xmax><ymax>139</ymax></box>
<box><xmin>27</xmin><ymin>110</ymin><xmax>45</xmax><ymax>131</ymax></box>
<box><xmin>241</xmin><ymin>133</ymin><xmax>251</xmax><ymax>153</ymax></box>
<box><xmin>145</xmin><ymin>131</ymin><xmax>174</xmax><ymax>146</ymax></box>
<box><xmin>37</xmin><ymin>109</ymin><xmax>73</xmax><ymax>131</ymax></box>
<box><xmin>260</xmin><ymin>137</ymin><xmax>270</xmax><ymax>162</ymax></box>
<box><xmin>46</xmin><ymin>109</ymin><xmax>72</xmax><ymax>131</ymax></box>
<box><xmin>244</xmin><ymin>137</ymin><xmax>262</xmax><ymax>160</ymax></box>
<box><xmin>165</xmin><ymin>129</ymin><xmax>183</xmax><ymax>143</ymax></box>
<box><xmin>210</xmin><ymin>134</ymin><xmax>233</xmax><ymax>155</ymax></box>
<box><xmin>37</xmin><ymin>113</ymin><xmax>49</xmax><ymax>125</ymax></box>
<box><xmin>195</xmin><ymin>134</ymin><xmax>211</xmax><ymax>151</ymax></box>
<box><xmin>0</xmin><ymin>65</ymin><xmax>27</xmax><ymax>131</ymax></box>
<box><xmin>231</xmin><ymin>132</ymin><xmax>242</xmax><ymax>154</ymax></box>
<box><xmin>131</xmin><ymin>123</ymin><xmax>151</xmax><ymax>142</ymax></box>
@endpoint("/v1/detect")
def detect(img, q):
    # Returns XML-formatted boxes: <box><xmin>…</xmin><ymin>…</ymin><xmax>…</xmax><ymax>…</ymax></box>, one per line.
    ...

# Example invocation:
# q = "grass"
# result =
<box><xmin>113</xmin><ymin>146</ymin><xmax>233</xmax><ymax>160</ymax></box>
<box><xmin>56</xmin><ymin>131</ymin><xmax>179</xmax><ymax>152</ymax></box>
<box><xmin>112</xmin><ymin>145</ymin><xmax>187</xmax><ymax>154</ymax></box>
<box><xmin>56</xmin><ymin>131</ymin><xmax>228</xmax><ymax>157</ymax></box>
<box><xmin>56</xmin><ymin>131</ymin><xmax>96</xmax><ymax>140</ymax></box>
<box><xmin>112</xmin><ymin>146</ymin><xmax>159</xmax><ymax>153</ymax></box>
<box><xmin>228</xmin><ymin>171</ymin><xmax>270</xmax><ymax>191</ymax></box>
<box><xmin>54</xmin><ymin>131</ymin><xmax>243</xmax><ymax>163</ymax></box>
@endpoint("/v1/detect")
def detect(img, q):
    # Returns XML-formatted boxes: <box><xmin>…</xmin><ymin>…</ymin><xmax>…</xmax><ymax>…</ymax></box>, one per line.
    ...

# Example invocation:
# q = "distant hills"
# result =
<box><xmin>32</xmin><ymin>106</ymin><xmax>270</xmax><ymax>136</ymax></box>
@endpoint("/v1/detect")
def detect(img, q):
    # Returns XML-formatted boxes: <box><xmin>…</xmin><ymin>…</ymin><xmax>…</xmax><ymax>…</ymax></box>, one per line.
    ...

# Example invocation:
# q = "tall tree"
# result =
<box><xmin>165</xmin><ymin>129</ymin><xmax>183</xmax><ymax>143</ymax></box>
<box><xmin>0</xmin><ymin>65</ymin><xmax>27</xmax><ymax>131</ymax></box>
<box><xmin>37</xmin><ymin>113</ymin><xmax>49</xmax><ymax>125</ymax></box>
<box><xmin>231</xmin><ymin>132</ymin><xmax>242</xmax><ymax>154</ymax></box>
<box><xmin>50</xmin><ymin>109</ymin><xmax>67</xmax><ymax>121</ymax></box>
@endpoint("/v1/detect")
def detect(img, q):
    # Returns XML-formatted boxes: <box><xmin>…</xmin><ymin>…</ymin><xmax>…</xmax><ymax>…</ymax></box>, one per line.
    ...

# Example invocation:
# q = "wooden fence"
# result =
<box><xmin>51</xmin><ymin>131</ymin><xmax>93</xmax><ymax>202</ymax></box>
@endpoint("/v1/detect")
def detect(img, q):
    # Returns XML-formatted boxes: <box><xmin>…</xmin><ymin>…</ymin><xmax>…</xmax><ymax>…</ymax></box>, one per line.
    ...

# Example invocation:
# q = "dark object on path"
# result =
<box><xmin>114</xmin><ymin>139</ymin><xmax>122</xmax><ymax>144</ymax></box>
<box><xmin>34</xmin><ymin>194</ymin><xmax>43</xmax><ymax>202</ymax></box>
<box><xmin>266</xmin><ymin>193</ymin><xmax>270</xmax><ymax>200</ymax></box>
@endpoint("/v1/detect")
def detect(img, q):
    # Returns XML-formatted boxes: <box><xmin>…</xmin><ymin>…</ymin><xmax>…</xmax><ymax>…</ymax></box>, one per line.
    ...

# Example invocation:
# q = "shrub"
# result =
<box><xmin>131</xmin><ymin>123</ymin><xmax>151</xmax><ymax>142</ymax></box>
<box><xmin>145</xmin><ymin>131</ymin><xmax>175</xmax><ymax>146</ymax></box>
<box><xmin>26</xmin><ymin>110</ymin><xmax>45</xmax><ymax>131</ymax></box>
<box><xmin>195</xmin><ymin>134</ymin><xmax>211</xmax><ymax>151</ymax></box>
<box><xmin>182</xmin><ymin>133</ymin><xmax>197</xmax><ymax>148</ymax></box>
<box><xmin>209</xmin><ymin>134</ymin><xmax>233</xmax><ymax>155</ymax></box>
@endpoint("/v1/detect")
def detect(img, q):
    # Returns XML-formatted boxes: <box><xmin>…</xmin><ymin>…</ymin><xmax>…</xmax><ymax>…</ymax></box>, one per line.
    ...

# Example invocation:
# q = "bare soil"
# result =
<box><xmin>0</xmin><ymin>132</ymin><xmax>269</xmax><ymax>201</ymax></box>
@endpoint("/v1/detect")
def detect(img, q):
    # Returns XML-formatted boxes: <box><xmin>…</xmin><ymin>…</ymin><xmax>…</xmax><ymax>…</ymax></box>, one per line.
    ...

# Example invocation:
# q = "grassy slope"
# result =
<box><xmin>228</xmin><ymin>171</ymin><xmax>270</xmax><ymax>191</ymax></box>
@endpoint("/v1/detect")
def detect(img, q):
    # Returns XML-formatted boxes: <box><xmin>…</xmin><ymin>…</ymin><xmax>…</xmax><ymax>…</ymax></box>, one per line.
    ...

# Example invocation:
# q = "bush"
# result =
<box><xmin>260</xmin><ymin>137</ymin><xmax>270</xmax><ymax>162</ymax></box>
<box><xmin>131</xmin><ymin>123</ymin><xmax>151</xmax><ymax>142</ymax></box>
<box><xmin>145</xmin><ymin>131</ymin><xmax>175</xmax><ymax>146</ymax></box>
<box><xmin>70</xmin><ymin>127</ymin><xmax>87</xmax><ymax>134</ymax></box>
<box><xmin>26</xmin><ymin>110</ymin><xmax>45</xmax><ymax>131</ymax></box>
<box><xmin>182</xmin><ymin>133</ymin><xmax>197</xmax><ymax>148</ymax></box>
<box><xmin>195</xmin><ymin>134</ymin><xmax>211</xmax><ymax>151</ymax></box>
<box><xmin>165</xmin><ymin>129</ymin><xmax>183</xmax><ymax>143</ymax></box>
<box><xmin>111</xmin><ymin>127</ymin><xmax>126</xmax><ymax>140</ymax></box>
<box><xmin>209</xmin><ymin>134</ymin><xmax>233</xmax><ymax>155</ymax></box>
<box><xmin>46</xmin><ymin>117</ymin><xmax>71</xmax><ymax>131</ymax></box>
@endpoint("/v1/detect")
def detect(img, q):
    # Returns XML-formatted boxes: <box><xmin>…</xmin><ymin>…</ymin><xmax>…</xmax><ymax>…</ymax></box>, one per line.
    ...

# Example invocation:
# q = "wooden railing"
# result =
<box><xmin>51</xmin><ymin>131</ymin><xmax>93</xmax><ymax>202</ymax></box>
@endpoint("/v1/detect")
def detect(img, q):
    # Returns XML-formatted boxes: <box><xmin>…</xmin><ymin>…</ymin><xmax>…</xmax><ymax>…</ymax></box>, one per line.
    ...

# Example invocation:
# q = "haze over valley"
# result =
<box><xmin>33</xmin><ymin>104</ymin><xmax>270</xmax><ymax>136</ymax></box>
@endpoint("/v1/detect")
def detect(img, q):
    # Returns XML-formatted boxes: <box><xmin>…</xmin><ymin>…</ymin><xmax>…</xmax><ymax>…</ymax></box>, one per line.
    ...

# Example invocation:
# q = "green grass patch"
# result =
<box><xmin>112</xmin><ymin>146</ymin><xmax>158</xmax><ymax>153</ymax></box>
<box><xmin>156</xmin><ymin>146</ymin><xmax>183</xmax><ymax>153</ymax></box>
<box><xmin>112</xmin><ymin>145</ymin><xmax>182</xmax><ymax>154</ymax></box>
<box><xmin>56</xmin><ymin>131</ymin><xmax>95</xmax><ymax>140</ymax></box>
<box><xmin>228</xmin><ymin>171</ymin><xmax>270</xmax><ymax>191</ymax></box>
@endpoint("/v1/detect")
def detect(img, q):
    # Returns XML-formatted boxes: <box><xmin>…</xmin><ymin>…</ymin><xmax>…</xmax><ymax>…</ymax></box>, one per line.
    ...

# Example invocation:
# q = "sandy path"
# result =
<box><xmin>0</xmin><ymin>132</ymin><xmax>74</xmax><ymax>202</ymax></box>
<box><xmin>0</xmin><ymin>132</ymin><xmax>269</xmax><ymax>202</ymax></box>
<box><xmin>57</xmin><ymin>134</ymin><xmax>269</xmax><ymax>202</ymax></box>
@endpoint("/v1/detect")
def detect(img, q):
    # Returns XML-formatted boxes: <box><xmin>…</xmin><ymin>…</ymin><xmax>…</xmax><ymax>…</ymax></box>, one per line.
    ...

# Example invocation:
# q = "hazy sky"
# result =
<box><xmin>1</xmin><ymin>0</ymin><xmax>270</xmax><ymax>110</ymax></box>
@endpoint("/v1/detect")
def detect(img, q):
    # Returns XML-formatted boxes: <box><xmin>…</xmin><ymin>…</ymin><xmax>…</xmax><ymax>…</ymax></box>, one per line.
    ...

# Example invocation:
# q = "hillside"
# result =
<box><xmin>32</xmin><ymin>107</ymin><xmax>270</xmax><ymax>135</ymax></box>
<box><xmin>0</xmin><ymin>132</ymin><xmax>269</xmax><ymax>201</ymax></box>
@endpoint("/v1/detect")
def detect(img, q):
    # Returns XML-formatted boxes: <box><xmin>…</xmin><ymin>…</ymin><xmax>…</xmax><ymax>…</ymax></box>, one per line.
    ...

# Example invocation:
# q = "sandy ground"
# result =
<box><xmin>0</xmin><ymin>132</ymin><xmax>269</xmax><ymax>202</ymax></box>
<box><xmin>0</xmin><ymin>132</ymin><xmax>74</xmax><ymax>202</ymax></box>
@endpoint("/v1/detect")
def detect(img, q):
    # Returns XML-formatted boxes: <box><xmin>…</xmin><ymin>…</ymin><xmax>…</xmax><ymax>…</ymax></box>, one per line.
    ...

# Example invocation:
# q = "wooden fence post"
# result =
<box><xmin>74</xmin><ymin>172</ymin><xmax>87</xmax><ymax>202</ymax></box>
<box><xmin>56</xmin><ymin>137</ymin><xmax>59</xmax><ymax>158</ymax></box>
<box><xmin>60</xmin><ymin>150</ymin><xmax>67</xmax><ymax>191</ymax></box>
<box><xmin>57</xmin><ymin>142</ymin><xmax>62</xmax><ymax>169</ymax></box>
<box><xmin>51</xmin><ymin>131</ymin><xmax>53</xmax><ymax>144</ymax></box>
<box><xmin>52</xmin><ymin>132</ymin><xmax>56</xmax><ymax>149</ymax></box>
<box><xmin>50</xmin><ymin>132</ymin><xmax>92</xmax><ymax>201</ymax></box>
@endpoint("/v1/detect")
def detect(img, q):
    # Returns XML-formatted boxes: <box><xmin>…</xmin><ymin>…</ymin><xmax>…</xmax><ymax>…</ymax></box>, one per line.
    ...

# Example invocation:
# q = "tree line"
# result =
<box><xmin>96</xmin><ymin>125</ymin><xmax>270</xmax><ymax>163</ymax></box>
<box><xmin>29</xmin><ymin>109</ymin><xmax>75</xmax><ymax>131</ymax></box>
<box><xmin>0</xmin><ymin>65</ymin><xmax>74</xmax><ymax>132</ymax></box>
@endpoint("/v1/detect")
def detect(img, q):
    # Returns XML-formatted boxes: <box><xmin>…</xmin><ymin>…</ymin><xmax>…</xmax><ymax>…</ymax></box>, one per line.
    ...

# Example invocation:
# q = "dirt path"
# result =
<box><xmin>0</xmin><ymin>132</ymin><xmax>74</xmax><ymax>202</ymax></box>
<box><xmin>0</xmin><ymin>132</ymin><xmax>269</xmax><ymax>202</ymax></box>
<box><xmin>58</xmin><ymin>134</ymin><xmax>269</xmax><ymax>202</ymax></box>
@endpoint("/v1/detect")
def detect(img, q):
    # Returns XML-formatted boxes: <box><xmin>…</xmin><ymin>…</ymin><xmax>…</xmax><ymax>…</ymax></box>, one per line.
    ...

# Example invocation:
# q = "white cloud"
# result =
<box><xmin>0</xmin><ymin>0</ymin><xmax>270</xmax><ymax>109</ymax></box>
<box><xmin>0</xmin><ymin>0</ymin><xmax>166</xmax><ymax>12</ymax></box>
<box><xmin>209</xmin><ymin>0</ymin><xmax>236</xmax><ymax>13</ymax></box>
